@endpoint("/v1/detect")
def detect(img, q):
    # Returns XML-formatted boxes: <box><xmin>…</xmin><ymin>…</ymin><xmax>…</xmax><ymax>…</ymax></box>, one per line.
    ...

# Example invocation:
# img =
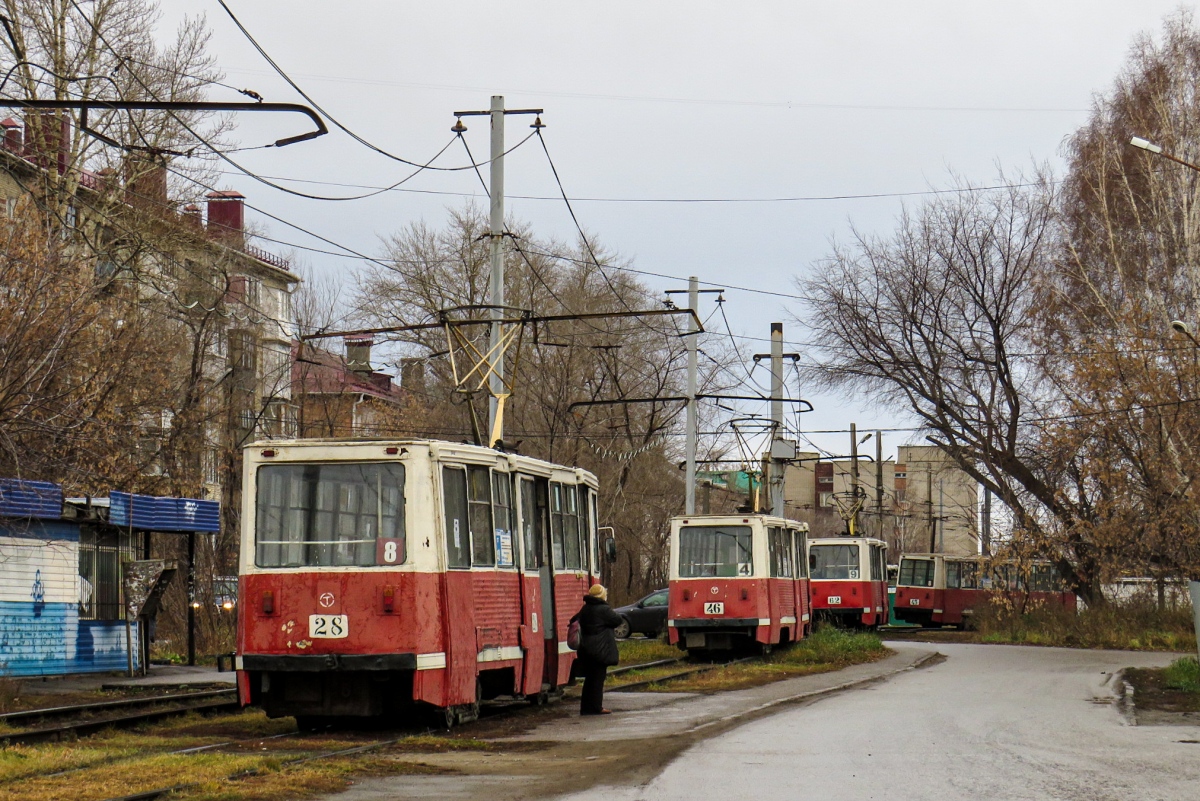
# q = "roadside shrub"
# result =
<box><xmin>772</xmin><ymin>626</ymin><xmax>886</xmax><ymax>666</ymax></box>
<box><xmin>0</xmin><ymin>674</ymin><xmax>19</xmax><ymax>713</ymax></box>
<box><xmin>1163</xmin><ymin>657</ymin><xmax>1200</xmax><ymax>693</ymax></box>
<box><xmin>972</xmin><ymin>594</ymin><xmax>1196</xmax><ymax>651</ymax></box>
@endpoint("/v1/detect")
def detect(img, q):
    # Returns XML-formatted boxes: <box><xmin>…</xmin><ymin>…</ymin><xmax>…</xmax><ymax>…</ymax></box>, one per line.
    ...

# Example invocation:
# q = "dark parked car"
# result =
<box><xmin>614</xmin><ymin>588</ymin><xmax>668</xmax><ymax>639</ymax></box>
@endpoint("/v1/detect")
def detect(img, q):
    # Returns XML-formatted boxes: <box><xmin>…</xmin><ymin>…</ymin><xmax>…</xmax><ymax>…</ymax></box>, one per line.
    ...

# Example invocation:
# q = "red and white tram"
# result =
<box><xmin>893</xmin><ymin>554</ymin><xmax>1077</xmax><ymax>628</ymax></box>
<box><xmin>806</xmin><ymin>537</ymin><xmax>889</xmax><ymax>629</ymax></box>
<box><xmin>235</xmin><ymin>439</ymin><xmax>609</xmax><ymax>725</ymax></box>
<box><xmin>667</xmin><ymin>514</ymin><xmax>811</xmax><ymax>655</ymax></box>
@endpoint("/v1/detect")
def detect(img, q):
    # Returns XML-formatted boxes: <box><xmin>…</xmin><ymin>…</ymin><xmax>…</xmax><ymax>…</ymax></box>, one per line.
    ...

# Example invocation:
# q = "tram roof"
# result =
<box><xmin>243</xmin><ymin>437</ymin><xmax>599</xmax><ymax>485</ymax></box>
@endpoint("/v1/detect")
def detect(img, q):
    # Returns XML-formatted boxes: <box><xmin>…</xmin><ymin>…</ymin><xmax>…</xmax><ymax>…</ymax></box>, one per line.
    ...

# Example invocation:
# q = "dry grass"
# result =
<box><xmin>0</xmin><ymin>678</ymin><xmax>21</xmax><ymax>714</ymax></box>
<box><xmin>615</xmin><ymin>639</ymin><xmax>679</xmax><ymax>665</ymax></box>
<box><xmin>973</xmin><ymin>596</ymin><xmax>1197</xmax><ymax>651</ymax></box>
<box><xmin>0</xmin><ymin>709</ymin><xmax>498</xmax><ymax>801</ymax></box>
<box><xmin>608</xmin><ymin>664</ymin><xmax>695</xmax><ymax>688</ymax></box>
<box><xmin>637</xmin><ymin>628</ymin><xmax>890</xmax><ymax>693</ymax></box>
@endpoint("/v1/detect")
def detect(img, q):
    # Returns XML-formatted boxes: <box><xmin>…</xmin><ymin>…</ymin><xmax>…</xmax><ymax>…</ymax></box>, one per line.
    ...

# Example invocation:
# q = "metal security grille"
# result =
<box><xmin>78</xmin><ymin>527</ymin><xmax>137</xmax><ymax>620</ymax></box>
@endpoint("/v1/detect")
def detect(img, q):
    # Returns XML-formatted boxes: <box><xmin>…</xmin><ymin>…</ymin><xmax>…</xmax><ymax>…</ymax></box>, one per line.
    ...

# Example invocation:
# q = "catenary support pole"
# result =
<box><xmin>187</xmin><ymin>531</ymin><xmax>196</xmax><ymax>667</ymax></box>
<box><xmin>770</xmin><ymin>323</ymin><xmax>784</xmax><ymax>517</ymax></box>
<box><xmin>850</xmin><ymin>423</ymin><xmax>860</xmax><ymax>535</ymax></box>
<box><xmin>488</xmin><ymin>95</ymin><xmax>506</xmax><ymax>442</ymax></box>
<box><xmin>982</xmin><ymin>486</ymin><xmax>992</xmax><ymax>556</ymax></box>
<box><xmin>1191</xmin><ymin>581</ymin><xmax>1200</xmax><ymax>664</ymax></box>
<box><xmin>685</xmin><ymin>276</ymin><xmax>698</xmax><ymax>514</ymax></box>
<box><xmin>876</xmin><ymin>431</ymin><xmax>883</xmax><ymax>540</ymax></box>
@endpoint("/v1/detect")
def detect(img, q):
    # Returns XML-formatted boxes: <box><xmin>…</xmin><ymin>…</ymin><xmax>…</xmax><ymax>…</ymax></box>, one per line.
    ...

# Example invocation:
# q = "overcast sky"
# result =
<box><xmin>156</xmin><ymin>0</ymin><xmax>1192</xmax><ymax>460</ymax></box>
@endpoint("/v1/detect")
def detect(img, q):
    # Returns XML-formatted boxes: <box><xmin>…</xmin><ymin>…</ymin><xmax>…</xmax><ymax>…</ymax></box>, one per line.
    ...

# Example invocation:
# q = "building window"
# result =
<box><xmin>819</xmin><ymin>492</ymin><xmax>835</xmax><ymax>507</ymax></box>
<box><xmin>894</xmin><ymin>471</ymin><xmax>906</xmax><ymax>479</ymax></box>
<box><xmin>78</xmin><ymin>528</ymin><xmax>137</xmax><ymax>620</ymax></box>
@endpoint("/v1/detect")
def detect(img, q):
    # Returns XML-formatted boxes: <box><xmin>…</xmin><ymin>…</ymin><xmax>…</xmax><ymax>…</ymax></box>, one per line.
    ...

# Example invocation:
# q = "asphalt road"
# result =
<box><xmin>558</xmin><ymin>643</ymin><xmax>1200</xmax><ymax>801</ymax></box>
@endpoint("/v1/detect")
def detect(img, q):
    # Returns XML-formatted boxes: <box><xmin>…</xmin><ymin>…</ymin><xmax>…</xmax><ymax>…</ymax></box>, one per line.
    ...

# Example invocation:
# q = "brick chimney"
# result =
<box><xmin>25</xmin><ymin>111</ymin><xmax>69</xmax><ymax>174</ymax></box>
<box><xmin>344</xmin><ymin>335</ymin><xmax>373</xmax><ymax>374</ymax></box>
<box><xmin>125</xmin><ymin>158</ymin><xmax>169</xmax><ymax>213</ymax></box>
<box><xmin>206</xmin><ymin>190</ymin><xmax>245</xmax><ymax>246</ymax></box>
<box><xmin>0</xmin><ymin>118</ymin><xmax>21</xmax><ymax>153</ymax></box>
<box><xmin>182</xmin><ymin>203</ymin><xmax>203</xmax><ymax>229</ymax></box>
<box><xmin>400</xmin><ymin>358</ymin><xmax>426</xmax><ymax>395</ymax></box>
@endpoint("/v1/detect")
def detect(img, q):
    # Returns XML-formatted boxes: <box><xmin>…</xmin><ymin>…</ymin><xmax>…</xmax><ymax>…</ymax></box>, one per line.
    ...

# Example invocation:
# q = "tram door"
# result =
<box><xmin>517</xmin><ymin>476</ymin><xmax>556</xmax><ymax>693</ymax></box>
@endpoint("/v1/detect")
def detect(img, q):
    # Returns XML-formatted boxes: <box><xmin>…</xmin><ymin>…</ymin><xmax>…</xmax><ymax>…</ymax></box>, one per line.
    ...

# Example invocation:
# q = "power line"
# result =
<box><xmin>218</xmin><ymin>66</ymin><xmax>1088</xmax><ymax>115</ymax></box>
<box><xmin>208</xmin><ymin>170</ymin><xmax>1049</xmax><ymax>205</ymax></box>
<box><xmin>215</xmin><ymin>0</ymin><xmax>534</xmax><ymax>175</ymax></box>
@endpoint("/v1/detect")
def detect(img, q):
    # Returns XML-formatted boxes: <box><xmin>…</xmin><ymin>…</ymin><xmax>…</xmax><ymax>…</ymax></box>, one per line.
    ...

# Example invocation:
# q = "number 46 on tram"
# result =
<box><xmin>667</xmin><ymin>514</ymin><xmax>812</xmax><ymax>655</ymax></box>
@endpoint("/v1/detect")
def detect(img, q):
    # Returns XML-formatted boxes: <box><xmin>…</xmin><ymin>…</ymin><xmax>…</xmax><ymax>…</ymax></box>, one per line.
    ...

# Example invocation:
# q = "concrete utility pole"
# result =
<box><xmin>850</xmin><ymin>423</ymin><xmax>860</xmax><ymax>535</ymax></box>
<box><xmin>686</xmin><ymin>276</ymin><xmax>698</xmax><ymax>514</ymax></box>
<box><xmin>770</xmin><ymin>322</ymin><xmax>784</xmax><ymax>517</ymax></box>
<box><xmin>938</xmin><ymin>479</ymin><xmax>945</xmax><ymax>552</ymax></box>
<box><xmin>452</xmin><ymin>97</ymin><xmax>542</xmax><ymax>447</ymax></box>
<box><xmin>982</xmin><ymin>486</ymin><xmax>992</xmax><ymax>556</ymax></box>
<box><xmin>927</xmin><ymin>464</ymin><xmax>936</xmax><ymax>552</ymax></box>
<box><xmin>487</xmin><ymin>95</ymin><xmax>506</xmax><ymax>442</ymax></box>
<box><xmin>875</xmin><ymin>431</ymin><xmax>884</xmax><ymax>540</ymax></box>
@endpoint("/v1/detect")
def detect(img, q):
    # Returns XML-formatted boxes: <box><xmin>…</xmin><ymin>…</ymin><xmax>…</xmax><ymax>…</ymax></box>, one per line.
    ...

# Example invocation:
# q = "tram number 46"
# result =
<box><xmin>309</xmin><ymin>614</ymin><xmax>349</xmax><ymax>638</ymax></box>
<box><xmin>703</xmin><ymin>602</ymin><xmax>724</xmax><ymax>615</ymax></box>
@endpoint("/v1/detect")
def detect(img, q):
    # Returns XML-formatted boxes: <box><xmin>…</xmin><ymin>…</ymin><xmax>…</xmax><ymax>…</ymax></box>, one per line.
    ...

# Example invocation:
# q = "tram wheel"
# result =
<box><xmin>439</xmin><ymin>707</ymin><xmax>456</xmax><ymax>730</ymax></box>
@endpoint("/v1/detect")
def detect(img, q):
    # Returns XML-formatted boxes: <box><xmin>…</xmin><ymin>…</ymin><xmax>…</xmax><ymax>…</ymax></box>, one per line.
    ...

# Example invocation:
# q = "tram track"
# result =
<box><xmin>610</xmin><ymin>655</ymin><xmax>757</xmax><ymax>692</ymax></box>
<box><xmin>0</xmin><ymin>688</ymin><xmax>240</xmax><ymax>746</ymax></box>
<box><xmin>12</xmin><ymin>657</ymin><xmax>706</xmax><ymax>800</ymax></box>
<box><xmin>94</xmin><ymin>732</ymin><xmax>420</xmax><ymax>801</ymax></box>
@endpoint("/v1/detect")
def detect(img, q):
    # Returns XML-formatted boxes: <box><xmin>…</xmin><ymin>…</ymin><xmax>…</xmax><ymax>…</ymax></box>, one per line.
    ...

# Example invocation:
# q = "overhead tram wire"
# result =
<box><xmin>535</xmin><ymin>128</ymin><xmax>680</xmax><ymax>336</ymax></box>
<box><xmin>215</xmin><ymin>0</ymin><xmax>532</xmax><ymax>174</ymax></box>
<box><xmin>66</xmin><ymin>0</ymin><xmax>536</xmax><ymax>205</ymax></box>
<box><xmin>211</xmin><ymin>172</ymin><xmax>1052</xmax><ymax>205</ymax></box>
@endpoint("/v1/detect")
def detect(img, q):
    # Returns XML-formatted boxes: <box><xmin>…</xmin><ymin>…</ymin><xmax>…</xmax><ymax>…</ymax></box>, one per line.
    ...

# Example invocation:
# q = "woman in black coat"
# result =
<box><xmin>572</xmin><ymin>584</ymin><xmax>622</xmax><ymax>715</ymax></box>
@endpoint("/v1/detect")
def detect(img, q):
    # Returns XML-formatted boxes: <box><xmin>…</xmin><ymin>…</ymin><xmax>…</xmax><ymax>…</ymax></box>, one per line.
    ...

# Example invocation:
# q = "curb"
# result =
<box><xmin>685</xmin><ymin>649</ymin><xmax>943</xmax><ymax>735</ymax></box>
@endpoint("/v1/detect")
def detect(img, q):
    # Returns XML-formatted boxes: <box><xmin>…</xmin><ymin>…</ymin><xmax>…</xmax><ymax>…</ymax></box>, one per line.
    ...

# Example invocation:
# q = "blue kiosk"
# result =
<box><xmin>0</xmin><ymin>479</ymin><xmax>219</xmax><ymax>677</ymax></box>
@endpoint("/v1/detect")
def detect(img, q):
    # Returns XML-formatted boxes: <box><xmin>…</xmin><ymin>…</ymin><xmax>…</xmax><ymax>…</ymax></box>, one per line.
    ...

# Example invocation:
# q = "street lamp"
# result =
<box><xmin>1171</xmin><ymin>319</ymin><xmax>1200</xmax><ymax>346</ymax></box>
<box><xmin>1167</xmin><ymin>318</ymin><xmax>1200</xmax><ymax>664</ymax></box>
<box><xmin>1130</xmin><ymin>136</ymin><xmax>1200</xmax><ymax>172</ymax></box>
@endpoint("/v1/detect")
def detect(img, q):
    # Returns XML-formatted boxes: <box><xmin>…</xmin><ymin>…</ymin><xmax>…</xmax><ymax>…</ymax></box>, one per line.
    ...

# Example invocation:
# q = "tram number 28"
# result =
<box><xmin>704</xmin><ymin>602</ymin><xmax>724</xmax><ymax>615</ymax></box>
<box><xmin>309</xmin><ymin>614</ymin><xmax>349</xmax><ymax>638</ymax></box>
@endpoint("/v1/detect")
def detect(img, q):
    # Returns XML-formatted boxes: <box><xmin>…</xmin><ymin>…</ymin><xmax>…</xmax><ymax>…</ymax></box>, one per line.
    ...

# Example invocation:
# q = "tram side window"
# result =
<box><xmin>1029</xmin><ymin>564</ymin><xmax>1058</xmax><ymax>592</ymax></box>
<box><xmin>898</xmin><ymin>558</ymin><xmax>935</xmax><ymax>587</ymax></box>
<box><xmin>443</xmin><ymin>467</ymin><xmax>471</xmax><ymax>568</ymax></box>
<box><xmin>678</xmin><ymin>525</ymin><xmax>753</xmax><ymax>578</ymax></box>
<box><xmin>256</xmin><ymin>463</ymin><xmax>406</xmax><ymax>568</ymax></box>
<box><xmin>948</xmin><ymin>561</ymin><xmax>979</xmax><ymax>589</ymax></box>
<box><xmin>871</xmin><ymin>546</ymin><xmax>885</xmax><ymax>581</ymax></box>
<box><xmin>589</xmin><ymin>490</ymin><xmax>600</xmax><ymax>573</ymax></box>
<box><xmin>518</xmin><ymin>477</ymin><xmax>545</xmax><ymax>569</ymax></box>
<box><xmin>578</xmin><ymin>489</ymin><xmax>592</xmax><ymax>573</ymax></box>
<box><xmin>468</xmin><ymin>466</ymin><xmax>495</xmax><ymax>567</ymax></box>
<box><xmin>768</xmin><ymin>528</ymin><xmax>793</xmax><ymax>578</ymax></box>
<box><xmin>562</xmin><ymin>485</ymin><xmax>582</xmax><ymax>569</ymax></box>
<box><xmin>492</xmin><ymin>472</ymin><xmax>515</xmax><ymax>568</ymax></box>
<box><xmin>549</xmin><ymin>483</ymin><xmax>565</xmax><ymax>570</ymax></box>
<box><xmin>809</xmin><ymin>544</ymin><xmax>860</xmax><ymax>580</ymax></box>
<box><xmin>794</xmin><ymin>530</ymin><xmax>809</xmax><ymax>578</ymax></box>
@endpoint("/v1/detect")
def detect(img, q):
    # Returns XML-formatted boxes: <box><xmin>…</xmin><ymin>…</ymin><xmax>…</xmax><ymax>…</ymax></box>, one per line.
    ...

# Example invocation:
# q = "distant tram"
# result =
<box><xmin>893</xmin><ymin>554</ymin><xmax>1076</xmax><ymax>628</ymax></box>
<box><xmin>235</xmin><ymin>439</ymin><xmax>610</xmax><ymax>726</ymax></box>
<box><xmin>806</xmin><ymin>536</ymin><xmax>889</xmax><ymax>629</ymax></box>
<box><xmin>667</xmin><ymin>514</ymin><xmax>811</xmax><ymax>655</ymax></box>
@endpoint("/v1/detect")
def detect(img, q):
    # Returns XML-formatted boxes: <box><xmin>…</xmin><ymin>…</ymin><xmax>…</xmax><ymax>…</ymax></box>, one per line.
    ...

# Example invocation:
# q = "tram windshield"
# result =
<box><xmin>678</xmin><ymin>525</ymin><xmax>753</xmax><ymax>578</ymax></box>
<box><xmin>809</xmin><ymin>544</ymin><xmax>861</xmax><ymax>580</ymax></box>
<box><xmin>898</xmin><ymin>557</ymin><xmax>936</xmax><ymax>587</ymax></box>
<box><xmin>255</xmin><ymin>463</ymin><xmax>406</xmax><ymax>567</ymax></box>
